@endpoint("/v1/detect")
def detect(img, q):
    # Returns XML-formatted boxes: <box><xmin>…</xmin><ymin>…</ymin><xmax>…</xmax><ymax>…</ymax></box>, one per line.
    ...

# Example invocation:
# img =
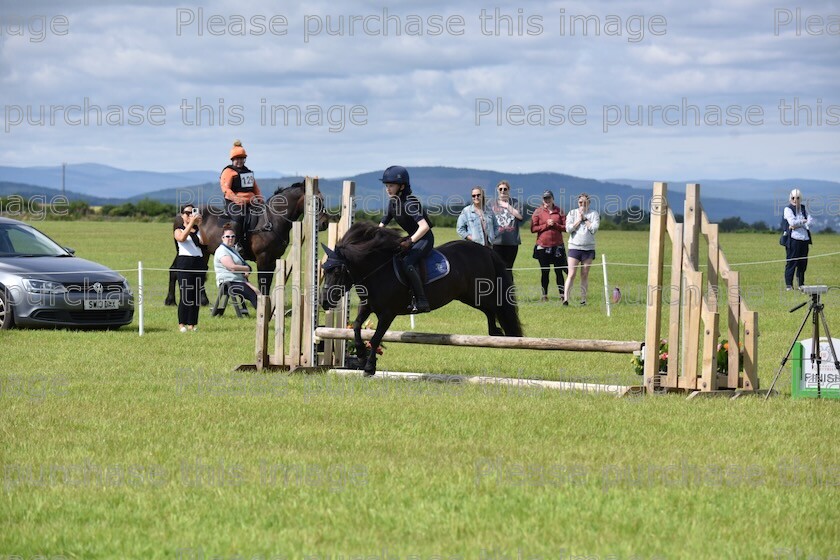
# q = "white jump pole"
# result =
<box><xmin>137</xmin><ymin>260</ymin><xmax>144</xmax><ymax>336</ymax></box>
<box><xmin>602</xmin><ymin>254</ymin><xmax>611</xmax><ymax>318</ymax></box>
<box><xmin>315</xmin><ymin>327</ymin><xmax>642</xmax><ymax>354</ymax></box>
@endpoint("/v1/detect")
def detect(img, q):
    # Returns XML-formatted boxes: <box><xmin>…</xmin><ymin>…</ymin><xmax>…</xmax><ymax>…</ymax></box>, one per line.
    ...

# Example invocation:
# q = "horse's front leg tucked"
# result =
<box><xmin>363</xmin><ymin>312</ymin><xmax>395</xmax><ymax>377</ymax></box>
<box><xmin>352</xmin><ymin>303</ymin><xmax>373</xmax><ymax>363</ymax></box>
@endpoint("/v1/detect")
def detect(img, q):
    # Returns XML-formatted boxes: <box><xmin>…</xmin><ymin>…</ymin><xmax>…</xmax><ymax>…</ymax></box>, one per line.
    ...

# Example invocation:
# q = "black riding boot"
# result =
<box><xmin>225</xmin><ymin>201</ymin><xmax>247</xmax><ymax>253</ymax></box>
<box><xmin>403</xmin><ymin>264</ymin><xmax>430</xmax><ymax>313</ymax></box>
<box><xmin>231</xmin><ymin>217</ymin><xmax>246</xmax><ymax>253</ymax></box>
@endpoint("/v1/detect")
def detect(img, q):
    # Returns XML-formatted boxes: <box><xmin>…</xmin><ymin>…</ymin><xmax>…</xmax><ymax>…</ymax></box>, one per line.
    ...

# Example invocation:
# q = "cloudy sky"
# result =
<box><xmin>2</xmin><ymin>0</ymin><xmax>839</xmax><ymax>180</ymax></box>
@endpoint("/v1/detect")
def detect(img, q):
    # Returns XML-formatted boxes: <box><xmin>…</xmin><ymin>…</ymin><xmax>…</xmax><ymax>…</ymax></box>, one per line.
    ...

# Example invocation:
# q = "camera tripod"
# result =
<box><xmin>766</xmin><ymin>286</ymin><xmax>840</xmax><ymax>399</ymax></box>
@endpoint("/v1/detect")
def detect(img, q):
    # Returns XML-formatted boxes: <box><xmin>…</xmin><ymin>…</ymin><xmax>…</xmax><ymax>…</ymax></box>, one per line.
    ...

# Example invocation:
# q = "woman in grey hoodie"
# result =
<box><xmin>563</xmin><ymin>193</ymin><xmax>600</xmax><ymax>305</ymax></box>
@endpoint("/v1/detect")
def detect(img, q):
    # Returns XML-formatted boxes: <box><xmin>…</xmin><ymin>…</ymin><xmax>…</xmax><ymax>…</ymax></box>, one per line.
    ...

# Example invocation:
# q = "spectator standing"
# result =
<box><xmin>489</xmin><ymin>180</ymin><xmax>523</xmax><ymax>269</ymax></box>
<box><xmin>530</xmin><ymin>190</ymin><xmax>567</xmax><ymax>302</ymax></box>
<box><xmin>174</xmin><ymin>204</ymin><xmax>205</xmax><ymax>332</ymax></box>
<box><xmin>564</xmin><ymin>193</ymin><xmax>600</xmax><ymax>306</ymax></box>
<box><xmin>457</xmin><ymin>186</ymin><xmax>498</xmax><ymax>247</ymax></box>
<box><xmin>783</xmin><ymin>188</ymin><xmax>812</xmax><ymax>290</ymax></box>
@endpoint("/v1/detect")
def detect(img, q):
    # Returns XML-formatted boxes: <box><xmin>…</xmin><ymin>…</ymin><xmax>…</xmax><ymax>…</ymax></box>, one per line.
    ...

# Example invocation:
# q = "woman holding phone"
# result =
<box><xmin>174</xmin><ymin>204</ymin><xmax>205</xmax><ymax>332</ymax></box>
<box><xmin>564</xmin><ymin>193</ymin><xmax>600</xmax><ymax>306</ymax></box>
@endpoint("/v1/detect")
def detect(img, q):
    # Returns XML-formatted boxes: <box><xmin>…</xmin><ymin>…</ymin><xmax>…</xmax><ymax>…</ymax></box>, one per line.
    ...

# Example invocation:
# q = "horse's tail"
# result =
<box><xmin>491</xmin><ymin>250</ymin><xmax>524</xmax><ymax>337</ymax></box>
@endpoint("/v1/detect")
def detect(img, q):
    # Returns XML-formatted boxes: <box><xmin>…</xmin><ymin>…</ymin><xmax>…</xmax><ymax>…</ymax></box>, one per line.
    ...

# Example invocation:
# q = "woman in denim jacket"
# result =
<box><xmin>457</xmin><ymin>186</ymin><xmax>498</xmax><ymax>247</ymax></box>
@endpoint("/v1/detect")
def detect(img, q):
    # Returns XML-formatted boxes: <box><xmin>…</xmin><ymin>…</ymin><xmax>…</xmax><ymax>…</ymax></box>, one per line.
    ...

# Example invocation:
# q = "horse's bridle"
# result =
<box><xmin>321</xmin><ymin>242</ymin><xmax>399</xmax><ymax>286</ymax></box>
<box><xmin>321</xmin><ymin>244</ymin><xmax>355</xmax><ymax>290</ymax></box>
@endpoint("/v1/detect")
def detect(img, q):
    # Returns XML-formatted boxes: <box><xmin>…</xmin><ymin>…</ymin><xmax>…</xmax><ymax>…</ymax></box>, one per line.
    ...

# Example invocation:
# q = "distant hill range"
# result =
<box><xmin>1</xmin><ymin>164</ymin><xmax>838</xmax><ymax>231</ymax></box>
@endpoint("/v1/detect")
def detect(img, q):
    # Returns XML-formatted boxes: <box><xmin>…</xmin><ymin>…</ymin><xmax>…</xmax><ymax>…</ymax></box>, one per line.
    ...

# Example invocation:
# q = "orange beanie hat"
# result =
<box><xmin>229</xmin><ymin>140</ymin><xmax>247</xmax><ymax>159</ymax></box>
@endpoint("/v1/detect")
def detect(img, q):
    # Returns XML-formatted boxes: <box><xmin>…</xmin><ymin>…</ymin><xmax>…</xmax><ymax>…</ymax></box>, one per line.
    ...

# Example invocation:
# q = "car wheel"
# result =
<box><xmin>0</xmin><ymin>286</ymin><xmax>14</xmax><ymax>330</ymax></box>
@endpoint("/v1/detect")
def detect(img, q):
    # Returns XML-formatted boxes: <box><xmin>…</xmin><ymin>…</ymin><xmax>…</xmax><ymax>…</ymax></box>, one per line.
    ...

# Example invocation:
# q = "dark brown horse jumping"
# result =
<box><xmin>165</xmin><ymin>182</ymin><xmax>328</xmax><ymax>303</ymax></box>
<box><xmin>320</xmin><ymin>222</ymin><xmax>523</xmax><ymax>376</ymax></box>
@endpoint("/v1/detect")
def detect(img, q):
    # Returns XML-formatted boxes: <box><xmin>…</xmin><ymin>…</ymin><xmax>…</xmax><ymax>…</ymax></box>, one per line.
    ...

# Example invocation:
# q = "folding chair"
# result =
<box><xmin>210</xmin><ymin>282</ymin><xmax>249</xmax><ymax>318</ymax></box>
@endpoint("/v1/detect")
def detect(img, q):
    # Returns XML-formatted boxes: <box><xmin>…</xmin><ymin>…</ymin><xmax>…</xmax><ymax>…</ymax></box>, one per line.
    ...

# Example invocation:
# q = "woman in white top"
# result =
<box><xmin>563</xmin><ymin>193</ymin><xmax>600</xmax><ymax>306</ymax></box>
<box><xmin>213</xmin><ymin>225</ymin><xmax>258</xmax><ymax>308</ymax></box>
<box><xmin>174</xmin><ymin>204</ymin><xmax>205</xmax><ymax>332</ymax></box>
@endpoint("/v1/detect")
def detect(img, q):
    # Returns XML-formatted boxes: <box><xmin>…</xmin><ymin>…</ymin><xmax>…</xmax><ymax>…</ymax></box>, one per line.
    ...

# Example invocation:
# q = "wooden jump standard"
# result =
<box><xmin>314</xmin><ymin>327</ymin><xmax>641</xmax><ymax>354</ymax></box>
<box><xmin>644</xmin><ymin>182</ymin><xmax>760</xmax><ymax>397</ymax></box>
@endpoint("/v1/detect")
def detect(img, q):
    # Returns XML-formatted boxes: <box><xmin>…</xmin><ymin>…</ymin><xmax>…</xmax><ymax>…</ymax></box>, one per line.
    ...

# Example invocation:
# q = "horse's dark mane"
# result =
<box><xmin>271</xmin><ymin>181</ymin><xmax>305</xmax><ymax>198</ymax></box>
<box><xmin>337</xmin><ymin>221</ymin><xmax>401</xmax><ymax>261</ymax></box>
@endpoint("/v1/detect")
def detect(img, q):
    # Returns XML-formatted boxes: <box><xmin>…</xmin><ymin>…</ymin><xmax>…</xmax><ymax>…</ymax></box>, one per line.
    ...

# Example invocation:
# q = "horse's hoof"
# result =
<box><xmin>164</xmin><ymin>296</ymin><xmax>176</xmax><ymax>306</ymax></box>
<box><xmin>352</xmin><ymin>346</ymin><xmax>369</xmax><ymax>363</ymax></box>
<box><xmin>345</xmin><ymin>355</ymin><xmax>366</xmax><ymax>369</ymax></box>
<box><xmin>363</xmin><ymin>356</ymin><xmax>377</xmax><ymax>377</ymax></box>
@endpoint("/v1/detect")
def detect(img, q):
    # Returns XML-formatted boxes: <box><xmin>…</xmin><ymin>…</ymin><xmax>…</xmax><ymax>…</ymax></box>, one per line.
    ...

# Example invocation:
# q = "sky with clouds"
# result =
<box><xmin>1</xmin><ymin>0</ymin><xmax>839</xmax><ymax>180</ymax></box>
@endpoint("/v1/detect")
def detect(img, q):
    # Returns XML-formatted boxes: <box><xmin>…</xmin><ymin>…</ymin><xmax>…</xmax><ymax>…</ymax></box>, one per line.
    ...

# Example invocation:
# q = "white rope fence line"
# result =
<box><xmin>18</xmin><ymin>248</ymin><xmax>839</xmax><ymax>337</ymax></box>
<box><xmin>27</xmin><ymin>250</ymin><xmax>835</xmax><ymax>275</ymax></box>
<box><xmin>508</xmin><ymin>250</ymin><xmax>840</xmax><ymax>271</ymax></box>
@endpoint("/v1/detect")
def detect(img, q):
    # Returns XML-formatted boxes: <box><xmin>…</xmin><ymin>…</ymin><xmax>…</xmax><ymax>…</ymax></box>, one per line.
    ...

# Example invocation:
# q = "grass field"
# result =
<box><xmin>2</xmin><ymin>220</ymin><xmax>840</xmax><ymax>559</ymax></box>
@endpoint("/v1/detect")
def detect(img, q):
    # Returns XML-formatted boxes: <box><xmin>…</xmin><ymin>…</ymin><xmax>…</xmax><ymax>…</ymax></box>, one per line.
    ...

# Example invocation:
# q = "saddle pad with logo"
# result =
<box><xmin>393</xmin><ymin>250</ymin><xmax>451</xmax><ymax>286</ymax></box>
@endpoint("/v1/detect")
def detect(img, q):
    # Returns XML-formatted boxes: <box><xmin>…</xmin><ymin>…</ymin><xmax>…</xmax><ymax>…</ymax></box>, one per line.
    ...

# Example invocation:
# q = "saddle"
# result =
<box><xmin>238</xmin><ymin>210</ymin><xmax>267</xmax><ymax>234</ymax></box>
<box><xmin>393</xmin><ymin>250</ymin><xmax>451</xmax><ymax>286</ymax></box>
<box><xmin>222</xmin><ymin>207</ymin><xmax>271</xmax><ymax>260</ymax></box>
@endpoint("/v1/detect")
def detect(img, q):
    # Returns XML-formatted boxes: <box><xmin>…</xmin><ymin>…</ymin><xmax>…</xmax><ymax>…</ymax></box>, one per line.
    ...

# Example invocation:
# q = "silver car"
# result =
<box><xmin>0</xmin><ymin>217</ymin><xmax>134</xmax><ymax>329</ymax></box>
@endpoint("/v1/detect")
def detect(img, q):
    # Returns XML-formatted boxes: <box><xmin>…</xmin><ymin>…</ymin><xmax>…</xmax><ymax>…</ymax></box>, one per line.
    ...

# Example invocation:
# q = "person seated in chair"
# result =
<box><xmin>378</xmin><ymin>165</ymin><xmax>433</xmax><ymax>313</ymax></box>
<box><xmin>220</xmin><ymin>139</ymin><xmax>263</xmax><ymax>252</ymax></box>
<box><xmin>213</xmin><ymin>225</ymin><xmax>259</xmax><ymax>309</ymax></box>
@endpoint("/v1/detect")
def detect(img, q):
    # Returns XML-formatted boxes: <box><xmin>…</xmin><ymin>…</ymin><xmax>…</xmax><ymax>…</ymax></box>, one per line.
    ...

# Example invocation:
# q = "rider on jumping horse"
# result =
<box><xmin>220</xmin><ymin>140</ymin><xmax>263</xmax><ymax>253</ymax></box>
<box><xmin>378</xmin><ymin>165</ymin><xmax>433</xmax><ymax>314</ymax></box>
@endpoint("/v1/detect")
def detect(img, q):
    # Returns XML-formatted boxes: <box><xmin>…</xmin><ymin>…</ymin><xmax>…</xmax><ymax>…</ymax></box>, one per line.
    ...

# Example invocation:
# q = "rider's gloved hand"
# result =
<box><xmin>399</xmin><ymin>236</ymin><xmax>414</xmax><ymax>252</ymax></box>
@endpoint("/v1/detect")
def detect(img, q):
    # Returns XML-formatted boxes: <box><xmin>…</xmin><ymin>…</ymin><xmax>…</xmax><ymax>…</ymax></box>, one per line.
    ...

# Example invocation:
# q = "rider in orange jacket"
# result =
<box><xmin>220</xmin><ymin>140</ymin><xmax>263</xmax><ymax>251</ymax></box>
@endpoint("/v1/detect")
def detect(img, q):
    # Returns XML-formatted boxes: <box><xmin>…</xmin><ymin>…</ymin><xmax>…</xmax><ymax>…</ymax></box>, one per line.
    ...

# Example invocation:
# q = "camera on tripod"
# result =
<box><xmin>766</xmin><ymin>285</ymin><xmax>838</xmax><ymax>399</ymax></box>
<box><xmin>800</xmin><ymin>285</ymin><xmax>828</xmax><ymax>295</ymax></box>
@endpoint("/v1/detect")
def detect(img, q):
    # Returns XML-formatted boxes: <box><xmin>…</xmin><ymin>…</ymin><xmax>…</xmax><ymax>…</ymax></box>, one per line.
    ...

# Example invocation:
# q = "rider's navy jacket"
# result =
<box><xmin>380</xmin><ymin>185</ymin><xmax>433</xmax><ymax>240</ymax></box>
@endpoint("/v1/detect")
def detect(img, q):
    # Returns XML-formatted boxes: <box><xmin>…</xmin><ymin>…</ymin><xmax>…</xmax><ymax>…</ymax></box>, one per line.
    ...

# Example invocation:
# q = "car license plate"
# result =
<box><xmin>84</xmin><ymin>299</ymin><xmax>119</xmax><ymax>310</ymax></box>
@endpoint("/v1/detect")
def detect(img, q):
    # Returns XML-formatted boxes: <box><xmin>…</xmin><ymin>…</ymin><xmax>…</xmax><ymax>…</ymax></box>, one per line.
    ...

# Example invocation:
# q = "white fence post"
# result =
<box><xmin>138</xmin><ymin>261</ymin><xmax>144</xmax><ymax>336</ymax></box>
<box><xmin>602</xmin><ymin>254</ymin><xmax>610</xmax><ymax>318</ymax></box>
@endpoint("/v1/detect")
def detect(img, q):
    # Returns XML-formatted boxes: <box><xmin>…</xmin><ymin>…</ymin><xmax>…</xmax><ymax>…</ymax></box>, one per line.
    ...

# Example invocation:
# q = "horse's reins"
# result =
<box><xmin>334</xmin><ymin>246</ymin><xmax>404</xmax><ymax>285</ymax></box>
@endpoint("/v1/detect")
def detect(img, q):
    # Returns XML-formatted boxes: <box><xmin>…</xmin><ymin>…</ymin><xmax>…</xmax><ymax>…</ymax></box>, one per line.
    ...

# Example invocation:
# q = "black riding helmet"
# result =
<box><xmin>380</xmin><ymin>165</ymin><xmax>410</xmax><ymax>186</ymax></box>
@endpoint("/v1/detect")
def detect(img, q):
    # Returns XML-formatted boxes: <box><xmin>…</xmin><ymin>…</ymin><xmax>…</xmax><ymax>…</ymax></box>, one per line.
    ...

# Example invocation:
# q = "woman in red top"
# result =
<box><xmin>530</xmin><ymin>190</ymin><xmax>567</xmax><ymax>303</ymax></box>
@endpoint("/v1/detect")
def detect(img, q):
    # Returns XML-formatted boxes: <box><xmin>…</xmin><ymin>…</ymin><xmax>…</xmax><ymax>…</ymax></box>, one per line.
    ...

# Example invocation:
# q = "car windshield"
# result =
<box><xmin>0</xmin><ymin>223</ymin><xmax>69</xmax><ymax>257</ymax></box>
